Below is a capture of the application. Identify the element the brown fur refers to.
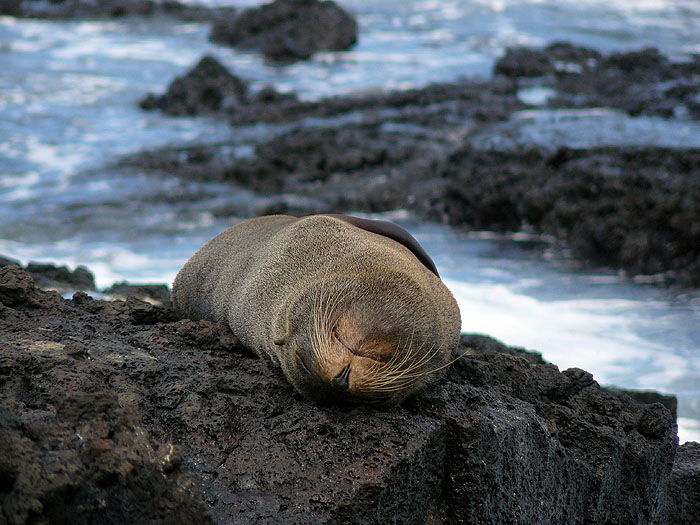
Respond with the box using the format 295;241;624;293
172;214;461;405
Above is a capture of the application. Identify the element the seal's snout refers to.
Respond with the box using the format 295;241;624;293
332;365;351;391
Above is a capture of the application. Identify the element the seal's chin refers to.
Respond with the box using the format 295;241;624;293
286;342;400;406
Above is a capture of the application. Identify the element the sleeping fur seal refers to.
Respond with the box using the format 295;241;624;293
172;214;461;405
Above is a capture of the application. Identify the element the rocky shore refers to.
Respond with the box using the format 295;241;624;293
3;4;700;522
132;43;700;286
1;263;698;523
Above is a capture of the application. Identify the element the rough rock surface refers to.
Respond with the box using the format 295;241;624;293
0;257;96;292
1;265;696;524
495;42;700;119
440;146;700;286
668;441;700;524
140;55;298;116
140;55;249;116
0;256;172;303
210;0;357;62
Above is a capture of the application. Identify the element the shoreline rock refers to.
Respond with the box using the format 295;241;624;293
132;43;700;287
0;264;697;523
0;256;172;303
494;42;700;119
0;256;97;292
210;0;358;62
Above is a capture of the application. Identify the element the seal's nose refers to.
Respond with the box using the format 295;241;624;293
332;365;351;391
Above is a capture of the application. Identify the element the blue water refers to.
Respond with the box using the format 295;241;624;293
1;1;699;441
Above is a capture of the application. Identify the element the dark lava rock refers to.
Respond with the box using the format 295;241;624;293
140;55;248;116
25;261;96;291
668;441;700;524
494;43;700;119
103;281;171;305
0;255;97;291
0;267;696;523
494;46;557;78
441;146;700;286
6;0;237;21
140;54;300;116
495;42;602;78
210;0;357;62
612;388;679;422
131;77;522;214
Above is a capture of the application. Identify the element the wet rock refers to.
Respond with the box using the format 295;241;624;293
103;281;171;305
494;46;556;78
140;55;248;116
140;54;300;117
141;55;519;122
131;78;522;215
210;0;357;62
0;277;695;523
495;43;700;119
2;255;96;293
25;261;96;291
441;146;700;286
604;47;673;77
495;42;602;78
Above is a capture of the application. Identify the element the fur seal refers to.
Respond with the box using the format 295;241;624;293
172;214;461;405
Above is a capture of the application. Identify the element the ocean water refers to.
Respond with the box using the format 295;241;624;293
1;0;699;441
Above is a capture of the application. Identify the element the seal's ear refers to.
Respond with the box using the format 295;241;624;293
273;302;291;346
323;214;440;277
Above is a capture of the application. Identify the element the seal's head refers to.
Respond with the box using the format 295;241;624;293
274;269;457;405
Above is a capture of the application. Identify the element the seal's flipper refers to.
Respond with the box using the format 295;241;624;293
324;214;440;277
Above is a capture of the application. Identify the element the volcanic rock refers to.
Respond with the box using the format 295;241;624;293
0;266;696;523
140;55;248;116
210;0;357;62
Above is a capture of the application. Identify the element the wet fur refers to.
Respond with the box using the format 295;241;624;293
172;214;461;405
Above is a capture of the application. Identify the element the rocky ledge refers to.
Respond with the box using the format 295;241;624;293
0;264;697;524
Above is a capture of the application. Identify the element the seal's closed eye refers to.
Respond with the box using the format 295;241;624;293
295;350;312;374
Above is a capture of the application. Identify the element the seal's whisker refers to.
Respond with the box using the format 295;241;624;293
365;345;468;393
365;340;444;391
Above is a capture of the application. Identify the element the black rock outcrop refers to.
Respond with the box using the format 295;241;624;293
210;0;357;62
1;265;697;523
